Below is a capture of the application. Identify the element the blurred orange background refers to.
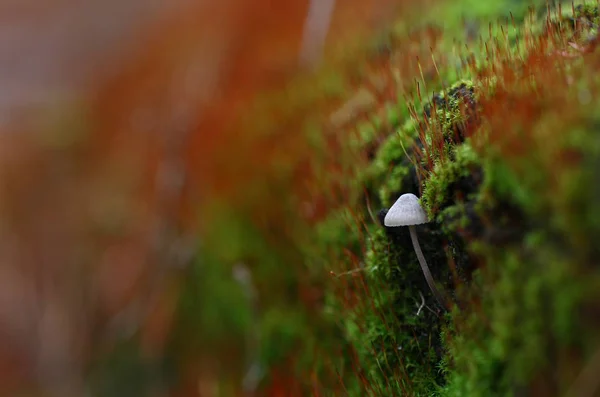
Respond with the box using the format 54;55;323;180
0;0;428;395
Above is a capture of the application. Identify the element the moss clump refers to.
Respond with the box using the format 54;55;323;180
423;80;476;127
321;76;483;395
441;237;595;397
546;2;600;43
335;80;483;395
368;117;420;207
438;6;600;392
421;142;482;222
441;134;600;392
344;226;450;396
367;80;479;210
420;80;478;162
324;2;600;396
561;3;600;28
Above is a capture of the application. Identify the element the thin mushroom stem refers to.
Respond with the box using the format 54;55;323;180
408;225;448;311
416;291;425;316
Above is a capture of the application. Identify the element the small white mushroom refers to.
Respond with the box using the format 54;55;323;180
384;193;447;311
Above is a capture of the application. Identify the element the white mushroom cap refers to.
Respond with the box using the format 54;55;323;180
384;193;429;227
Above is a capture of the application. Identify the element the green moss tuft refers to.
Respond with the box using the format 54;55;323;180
343;227;449;396
368;118;420;207
421;142;481;221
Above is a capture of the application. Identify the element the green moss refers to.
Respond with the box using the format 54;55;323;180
368;117;419;207
562;2;600;27
322;2;600;396
347;101;404;154
545;1;600;41
335;79;483;395
423;80;476;123
311;207;363;265
421;80;477;161
343;227;449;396
440;64;600;397
355;119;378;146
365;80;478;211
421;142;481;220
441;228;599;396
417;0;543;43
436;201;471;235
